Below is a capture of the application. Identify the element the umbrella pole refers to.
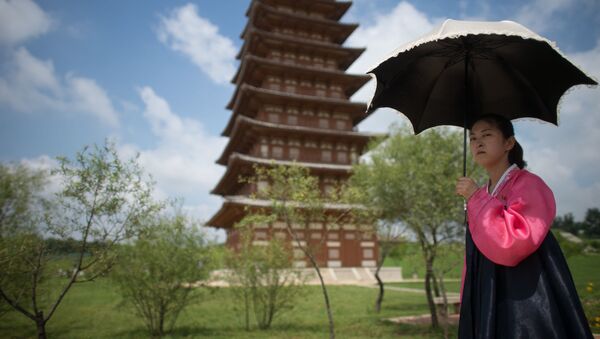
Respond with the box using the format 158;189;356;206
463;52;469;178
463;52;470;221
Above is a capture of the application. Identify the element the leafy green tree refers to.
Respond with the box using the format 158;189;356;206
582;208;600;238
111;209;210;337
432;241;463;338
241;163;376;339
0;141;159;338
0;164;47;318
348;140;407;313
552;213;583;235
350;125;485;328
0;163;47;236
371;223;407;313
225;217;305;330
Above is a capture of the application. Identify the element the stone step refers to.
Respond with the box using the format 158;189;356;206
206;266;404;286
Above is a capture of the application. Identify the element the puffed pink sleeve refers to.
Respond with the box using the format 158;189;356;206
466;173;556;267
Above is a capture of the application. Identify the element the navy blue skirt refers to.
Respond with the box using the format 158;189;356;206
458;229;593;338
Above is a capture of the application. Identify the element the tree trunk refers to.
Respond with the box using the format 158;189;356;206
424;258;439;328
308;253;335;339
286;222;335;338
35;312;46;339
438;273;449;339
374;253;386;313
432;270;441;297
158;307;165;338
244;290;250;331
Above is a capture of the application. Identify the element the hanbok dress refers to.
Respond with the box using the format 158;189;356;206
458;164;593;338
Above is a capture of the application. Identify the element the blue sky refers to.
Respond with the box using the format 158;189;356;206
1;0;599;241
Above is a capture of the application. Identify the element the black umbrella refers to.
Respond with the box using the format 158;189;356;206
366;19;597;176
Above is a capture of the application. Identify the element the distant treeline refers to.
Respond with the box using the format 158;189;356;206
44;237;109;255
552;207;600;238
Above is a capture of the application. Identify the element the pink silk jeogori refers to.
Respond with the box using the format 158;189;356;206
459;168;557;301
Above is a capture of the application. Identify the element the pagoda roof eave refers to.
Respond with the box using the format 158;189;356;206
228;195;366;210
206;201;245;229
236;114;385;139
230;55;370;98
244;0;353;21
226;82;366;112
207;194;366;229
235;27;366;70
222;84;369;137
217;115;382;165
211;152;353;196
245;1;359;45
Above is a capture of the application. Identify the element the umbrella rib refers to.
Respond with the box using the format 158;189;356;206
415;58;462;132
495;55;553;119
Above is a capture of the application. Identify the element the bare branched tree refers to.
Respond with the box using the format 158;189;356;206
0;141;160;338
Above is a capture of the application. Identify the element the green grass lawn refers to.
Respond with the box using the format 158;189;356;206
1;254;598;338
386;253;600;332
382;244;463;280
568;255;600;331
388;281;462;294
0;281;453;338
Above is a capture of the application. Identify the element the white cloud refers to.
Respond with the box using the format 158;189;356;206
120;86;227;215
345;1;437;133
523;136;600;219
514;0;575;33
0;0;53;45
16;86;229;240
17;155;63;199
157;3;237;85
346;2;436;75
0;48;119;127
16;147;226;242
456;0;491;21
345;1;600;219
516;40;600;219
116;86;227;240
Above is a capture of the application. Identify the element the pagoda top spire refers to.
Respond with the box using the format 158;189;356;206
244;0;353;21
242;0;359;45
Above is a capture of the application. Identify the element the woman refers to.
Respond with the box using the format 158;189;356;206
455;114;593;338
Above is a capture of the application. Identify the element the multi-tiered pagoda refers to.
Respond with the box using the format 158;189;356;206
208;0;382;268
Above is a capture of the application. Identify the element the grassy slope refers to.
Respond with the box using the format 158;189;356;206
0;281;453;338
1;254;597;338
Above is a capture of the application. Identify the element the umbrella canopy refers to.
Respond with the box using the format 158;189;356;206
366;19;597;134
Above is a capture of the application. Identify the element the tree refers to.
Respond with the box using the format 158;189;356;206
432;241;463;338
0;163;46;236
348;151;407;313
350;125;485;327
241;163;376;338
0;141;159;338
552;213;583;235
582;208;600;238
225;217;305;330
0;164;47;317
111;208;210;337
372;222;406;313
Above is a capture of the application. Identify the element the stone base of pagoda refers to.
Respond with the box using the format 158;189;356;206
205;266;403;287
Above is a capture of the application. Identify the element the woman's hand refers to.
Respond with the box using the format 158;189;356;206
456;177;479;201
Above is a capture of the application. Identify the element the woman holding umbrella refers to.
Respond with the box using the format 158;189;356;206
366;19;596;338
455;113;593;338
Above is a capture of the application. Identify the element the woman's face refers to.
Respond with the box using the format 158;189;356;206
469;120;515;169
